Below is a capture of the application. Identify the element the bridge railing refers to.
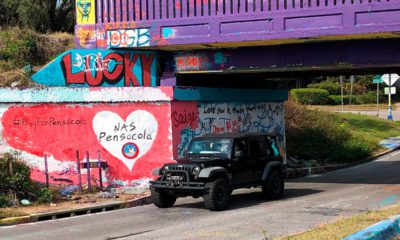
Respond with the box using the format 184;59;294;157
96;0;395;23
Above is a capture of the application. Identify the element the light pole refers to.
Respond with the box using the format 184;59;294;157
388;74;393;120
377;79;379;117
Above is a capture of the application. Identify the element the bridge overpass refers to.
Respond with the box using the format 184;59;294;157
72;0;400;82
77;0;400;49
21;0;400;190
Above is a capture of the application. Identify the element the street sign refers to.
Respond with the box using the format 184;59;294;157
373;75;383;83
381;74;400;86
385;87;396;95
350;75;355;84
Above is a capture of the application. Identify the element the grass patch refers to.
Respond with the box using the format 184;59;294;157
279;203;400;240
0;209;26;220
286;100;400;164
338;112;400;149
306;104;393;112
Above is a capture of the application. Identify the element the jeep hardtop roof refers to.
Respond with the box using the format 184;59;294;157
194;132;278;140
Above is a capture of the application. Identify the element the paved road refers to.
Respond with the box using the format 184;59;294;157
3;151;400;240
338;103;400;121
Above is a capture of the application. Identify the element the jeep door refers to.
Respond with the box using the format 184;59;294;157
231;139;253;186
248;136;269;182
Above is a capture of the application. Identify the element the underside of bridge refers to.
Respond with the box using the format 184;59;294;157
167;38;400;88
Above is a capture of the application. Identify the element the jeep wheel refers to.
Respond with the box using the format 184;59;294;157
262;170;284;199
151;189;177;208
204;178;230;211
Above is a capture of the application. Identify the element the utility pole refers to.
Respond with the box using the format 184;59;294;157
349;75;354;105
340;75;344;111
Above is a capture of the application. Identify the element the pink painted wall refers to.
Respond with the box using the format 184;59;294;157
0;103;173;187
171;101;199;160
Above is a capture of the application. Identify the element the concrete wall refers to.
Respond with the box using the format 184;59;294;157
0;87;286;190
172;101;286;160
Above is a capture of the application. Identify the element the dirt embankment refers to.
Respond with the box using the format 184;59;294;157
0;27;73;88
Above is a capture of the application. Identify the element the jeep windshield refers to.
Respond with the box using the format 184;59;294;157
187;138;232;160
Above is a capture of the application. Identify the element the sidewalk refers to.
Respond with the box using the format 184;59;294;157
0;194;151;226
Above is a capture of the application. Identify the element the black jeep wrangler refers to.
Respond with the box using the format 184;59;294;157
150;133;285;211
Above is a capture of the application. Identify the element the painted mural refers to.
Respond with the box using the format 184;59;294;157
0;103;172;188
32;50;157;87
77;0;95;24
172;102;286;160
107;29;151;48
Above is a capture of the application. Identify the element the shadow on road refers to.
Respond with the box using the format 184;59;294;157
288;157;400;185
173;188;323;211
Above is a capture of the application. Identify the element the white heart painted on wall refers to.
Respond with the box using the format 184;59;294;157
92;110;158;171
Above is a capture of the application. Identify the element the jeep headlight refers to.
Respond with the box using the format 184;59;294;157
163;165;169;173
192;166;201;175
160;165;169;175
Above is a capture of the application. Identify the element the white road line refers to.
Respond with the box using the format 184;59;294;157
0;225;17;229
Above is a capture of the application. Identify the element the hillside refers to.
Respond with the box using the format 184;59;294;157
0;27;73;88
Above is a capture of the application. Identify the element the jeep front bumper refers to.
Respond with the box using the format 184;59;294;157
150;180;205;191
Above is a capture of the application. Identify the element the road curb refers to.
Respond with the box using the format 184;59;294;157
286;146;400;179
0;195;152;226
343;215;400;240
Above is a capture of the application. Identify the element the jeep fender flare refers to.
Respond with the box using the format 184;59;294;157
198;167;228;179
261;161;283;182
152;168;162;176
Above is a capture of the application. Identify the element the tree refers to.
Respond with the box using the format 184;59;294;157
48;0;75;32
0;0;75;33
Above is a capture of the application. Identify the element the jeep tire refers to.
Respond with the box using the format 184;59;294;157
262;170;284;199
151;189;177;208
204;178;230;211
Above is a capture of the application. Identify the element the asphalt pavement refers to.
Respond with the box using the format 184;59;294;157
3;151;400;240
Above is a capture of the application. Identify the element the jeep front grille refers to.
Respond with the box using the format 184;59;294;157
168;165;192;171
162;165;194;182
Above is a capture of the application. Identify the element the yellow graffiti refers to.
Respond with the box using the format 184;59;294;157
77;27;95;47
76;0;95;25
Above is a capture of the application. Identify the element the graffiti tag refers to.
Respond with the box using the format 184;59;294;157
60;51;155;86
108;29;151;48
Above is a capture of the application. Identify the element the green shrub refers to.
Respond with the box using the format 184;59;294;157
291;88;330;105
285;100;380;163
0;152;33;200
37;188;53;204
0;196;9;208
328;95;359;105
0;28;39;68
308;81;341;95
356;91;386;104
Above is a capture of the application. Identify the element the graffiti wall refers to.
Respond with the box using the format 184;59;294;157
172;102;286;160
32;50;157;87
77;0;95;24
0;87;287;187
0;102;172;187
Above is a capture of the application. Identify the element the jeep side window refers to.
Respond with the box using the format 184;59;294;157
249;137;264;155
268;137;280;156
233;140;247;158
